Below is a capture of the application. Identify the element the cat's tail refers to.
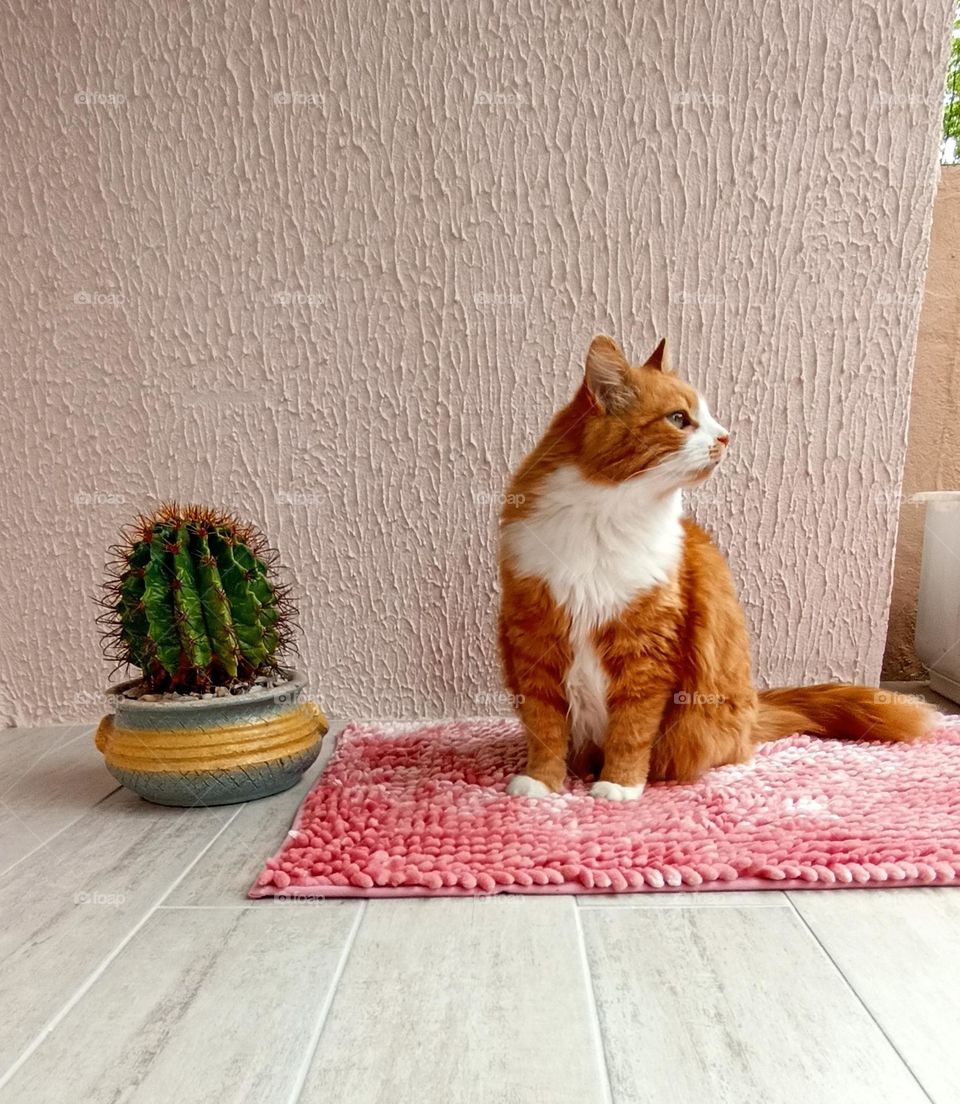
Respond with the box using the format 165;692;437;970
753;684;936;746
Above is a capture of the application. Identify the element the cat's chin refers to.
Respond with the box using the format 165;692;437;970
685;461;722;486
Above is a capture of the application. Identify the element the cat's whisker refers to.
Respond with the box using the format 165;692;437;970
624;452;695;484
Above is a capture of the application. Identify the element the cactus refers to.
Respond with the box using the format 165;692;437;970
100;504;295;692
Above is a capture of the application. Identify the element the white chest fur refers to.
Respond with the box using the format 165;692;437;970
503;465;684;748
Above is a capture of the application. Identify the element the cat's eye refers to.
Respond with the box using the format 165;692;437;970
666;410;690;429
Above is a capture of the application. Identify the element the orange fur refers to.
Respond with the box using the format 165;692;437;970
498;335;934;797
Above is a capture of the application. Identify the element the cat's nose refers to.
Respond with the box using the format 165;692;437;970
716;432;730;447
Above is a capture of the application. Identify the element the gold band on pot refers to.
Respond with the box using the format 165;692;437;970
95;702;328;773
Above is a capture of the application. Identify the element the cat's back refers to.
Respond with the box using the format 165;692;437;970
678;516;748;640
680;516;734;578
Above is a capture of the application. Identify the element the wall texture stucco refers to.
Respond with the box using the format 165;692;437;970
0;0;953;725
883;166;960;680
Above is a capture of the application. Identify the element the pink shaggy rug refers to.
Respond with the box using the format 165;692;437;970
249;717;960;898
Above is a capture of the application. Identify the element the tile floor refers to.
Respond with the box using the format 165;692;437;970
0;691;958;1103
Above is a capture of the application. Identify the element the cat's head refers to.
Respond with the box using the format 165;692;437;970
575;334;729;490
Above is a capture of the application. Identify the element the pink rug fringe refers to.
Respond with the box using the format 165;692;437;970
249;718;960;899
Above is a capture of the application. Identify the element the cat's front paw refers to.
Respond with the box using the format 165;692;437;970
506;774;553;798
590;780;645;802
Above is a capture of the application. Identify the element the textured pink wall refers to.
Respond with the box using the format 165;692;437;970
0;0;952;725
883;167;960;679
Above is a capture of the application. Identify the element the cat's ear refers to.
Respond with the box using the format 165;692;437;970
644;338;667;371
585;335;633;413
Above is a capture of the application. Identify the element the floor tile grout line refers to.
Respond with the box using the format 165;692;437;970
0;785;123;882
784;893;935;1104
157;903;288;910
0;803;246;1091
0;726;116;881
0;723;96;801
286;900;367;1104
572;901;616;1104
152;899;796;912
157;903;353;910
92;785;124;806
576;902;790;910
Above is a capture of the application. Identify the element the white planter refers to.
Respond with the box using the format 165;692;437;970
914;492;960;703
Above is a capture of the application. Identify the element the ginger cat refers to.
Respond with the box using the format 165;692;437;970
498;334;933;800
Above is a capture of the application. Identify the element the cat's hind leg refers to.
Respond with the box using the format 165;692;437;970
649;691;755;783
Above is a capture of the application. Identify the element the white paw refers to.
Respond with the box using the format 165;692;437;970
590;780;645;802
506;774;552;798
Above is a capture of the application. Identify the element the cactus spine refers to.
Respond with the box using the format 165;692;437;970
101;504;294;692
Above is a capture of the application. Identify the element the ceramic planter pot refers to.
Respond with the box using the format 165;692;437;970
94;669;327;806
